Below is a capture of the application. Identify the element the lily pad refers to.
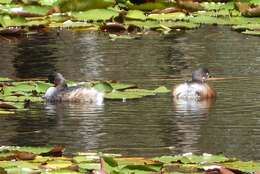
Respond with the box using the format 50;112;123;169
232;23;260;31
0;146;54;154
0;77;12;81
242;29;260;35
105;91;146;99
35;81;52;94
126;10;146;20
154;153;231;164
107;82;137;90
41;160;73;169
0;110;15;114
9;5;50;17
58;0;116;12
147;12;186;21
71;9;119;21
0;15;26;27
93;82;113;93
126;1;170;11
125;20;161;29
0;0;12;4
223;161;260;173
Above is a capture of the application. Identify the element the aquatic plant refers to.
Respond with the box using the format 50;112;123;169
0;76;170;114
0;0;259;36
0;145;260;174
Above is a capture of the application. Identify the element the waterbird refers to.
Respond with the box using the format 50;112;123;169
44;72;103;105
172;67;216;100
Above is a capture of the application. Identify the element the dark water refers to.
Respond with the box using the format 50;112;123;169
0;26;260;160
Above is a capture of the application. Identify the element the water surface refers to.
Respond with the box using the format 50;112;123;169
0;26;260;160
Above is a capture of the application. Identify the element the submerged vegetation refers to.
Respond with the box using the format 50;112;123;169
0;0;259;37
0;76;170;113
0;145;260;174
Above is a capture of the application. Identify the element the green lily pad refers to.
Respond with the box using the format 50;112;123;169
242;29;260;35
148;12;186;21
201;2;234;10
0;110;15;114
126;10;146;20
153;86;170;93
78;162;100;170
58;0;116;12
109;34;140;40
0;77;12;81
161;21;200;29
51;20;97;28
10;5;50;17
73;155;99;163
3;82;36;94
0;146;53;154
43;160;73;169
223;161;260;173
125;20;161;29
93;82;113;93
43;169;81;174
154;154;231;164
0;0;12;4
35;81;52;94
109;82;137;90
232;23;260;31
126;1;170;11
72;9;119;21
0;15;26;27
39;0;59;6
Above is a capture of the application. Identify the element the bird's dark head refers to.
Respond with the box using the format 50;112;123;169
191;67;210;82
48;72;66;87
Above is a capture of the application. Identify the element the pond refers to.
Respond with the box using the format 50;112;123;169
0;26;260;161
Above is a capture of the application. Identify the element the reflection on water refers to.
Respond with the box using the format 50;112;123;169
173;98;215;153
0;26;260;160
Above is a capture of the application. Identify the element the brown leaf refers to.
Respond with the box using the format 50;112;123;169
41;145;64;157
100;22;126;33
16;152;36;160
0;102;17;109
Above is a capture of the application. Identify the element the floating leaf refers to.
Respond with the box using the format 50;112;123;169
0;146;53;154
0;15;26;27
0;110;15;114
126;10;146;20
232;23;260;31
162;21;199;29
9;5;50;17
72;9;119;21
148;12;186;21
0;77;12;81
41;160;73;169
242;29;260;35
125;20;161;29
78;162;100;170
154;154;231;164
58;0;116;12
126;1;170;11
105;90;155;100
39;0;59;6
223;161;260;173
109;82;137;90
153;86;170;93
93;82;113;93
0;0;12;4
109;33;140;40
35;81;52;94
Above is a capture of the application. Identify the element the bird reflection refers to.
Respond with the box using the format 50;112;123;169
43;102;104;152
173;98;215;116
172;98;215;153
